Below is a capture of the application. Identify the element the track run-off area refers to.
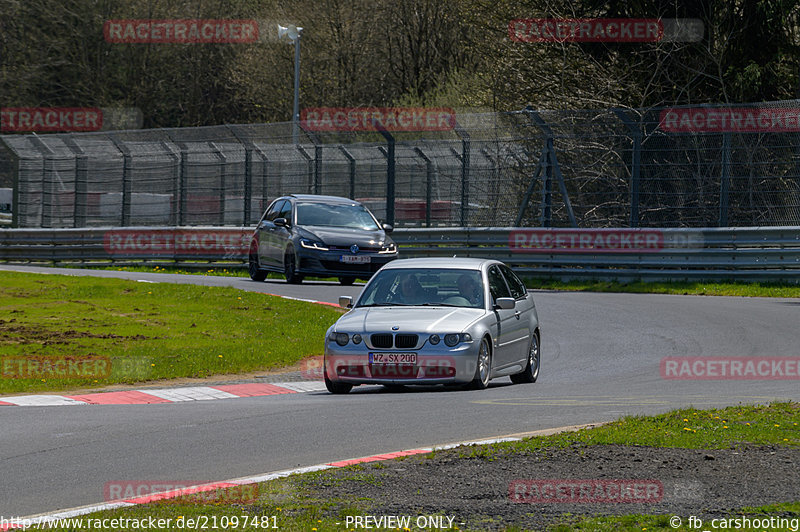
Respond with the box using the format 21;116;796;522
1;265;798;517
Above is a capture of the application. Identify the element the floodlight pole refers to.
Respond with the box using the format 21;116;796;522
292;28;301;144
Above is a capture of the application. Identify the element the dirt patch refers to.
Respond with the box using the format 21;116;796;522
0;319;152;345
298;443;800;530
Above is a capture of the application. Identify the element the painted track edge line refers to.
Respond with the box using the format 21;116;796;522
2;423;599;528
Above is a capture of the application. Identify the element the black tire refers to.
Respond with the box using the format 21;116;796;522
324;368;353;394
467;336;492;390
248;242;267;282
339;276;356;286
510;332;540;384
284;247;303;284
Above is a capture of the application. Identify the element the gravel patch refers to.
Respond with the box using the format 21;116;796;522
300;443;800;530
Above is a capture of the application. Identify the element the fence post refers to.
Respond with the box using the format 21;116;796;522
10;151;20;228
209;142;227;225
413;147;434;227
377;129;395;226
28;135;58;228
107;134;132;226
60;136;88;228
296;145;314;194
514;148;545;226
177;144;188;226
225;125;252;226
453;124;470;226
339;146;357;199
719;132;731;227
527;108;577;228
314;145;322;195
297;123;323;195
612;109;641;228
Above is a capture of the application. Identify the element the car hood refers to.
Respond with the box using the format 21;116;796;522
299;225;390;247
335;306;486;334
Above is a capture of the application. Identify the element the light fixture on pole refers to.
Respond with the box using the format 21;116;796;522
277;23;303;144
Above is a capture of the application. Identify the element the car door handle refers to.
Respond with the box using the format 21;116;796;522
514;311;521;320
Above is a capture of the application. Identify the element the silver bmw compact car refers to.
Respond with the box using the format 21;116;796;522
323;257;540;394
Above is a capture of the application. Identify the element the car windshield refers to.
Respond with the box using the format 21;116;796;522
296;202;380;230
357;268;485;309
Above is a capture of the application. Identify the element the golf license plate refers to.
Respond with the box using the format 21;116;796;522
340;255;370;264
369;352;417;364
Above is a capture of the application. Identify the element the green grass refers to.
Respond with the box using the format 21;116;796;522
523;278;800;298
55;263;369;283
15;263;800;297
549;502;800;531
32;403;800;532
457;402;800;460
0;271;342;394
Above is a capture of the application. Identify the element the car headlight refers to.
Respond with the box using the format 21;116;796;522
444;334;460;347
328;332;350;346
443;333;472;347
352;334;362;344
378;242;397;254
429;334;440;345
300;238;328;251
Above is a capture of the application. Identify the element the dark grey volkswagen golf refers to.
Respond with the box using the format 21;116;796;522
248;194;398;285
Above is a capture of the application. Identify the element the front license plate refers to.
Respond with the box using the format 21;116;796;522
369;352;417;364
340;255;370;264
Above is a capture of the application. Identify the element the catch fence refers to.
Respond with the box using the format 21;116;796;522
2;102;800;229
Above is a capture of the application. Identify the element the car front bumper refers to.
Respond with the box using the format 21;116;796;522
323;338;480;385
297;248;397;278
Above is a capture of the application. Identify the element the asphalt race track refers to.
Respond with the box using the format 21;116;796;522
1;265;798;517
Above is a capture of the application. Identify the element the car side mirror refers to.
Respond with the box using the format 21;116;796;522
495;297;515;310
274;217;288;227
339;296;353;308
382;223;393;234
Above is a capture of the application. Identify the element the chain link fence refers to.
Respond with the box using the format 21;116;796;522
2;103;800;229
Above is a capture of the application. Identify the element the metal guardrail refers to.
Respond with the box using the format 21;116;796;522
1;226;799;281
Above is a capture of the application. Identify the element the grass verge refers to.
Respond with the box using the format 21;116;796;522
32;403;800;532
0;271;342;394
7;264;800;297
524;278;800;298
